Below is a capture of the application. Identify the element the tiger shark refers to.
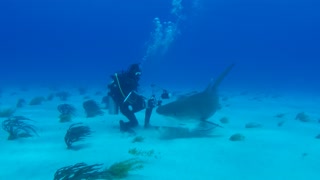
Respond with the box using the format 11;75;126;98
156;64;234;124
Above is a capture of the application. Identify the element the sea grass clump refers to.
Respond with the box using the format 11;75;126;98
53;159;144;180
0;108;15;117
95;91;103;96
29;96;45;105
56;91;71;101
47;93;55;101
64;123;92;149
1;116;38;140
128;148;157;158
295;112;310;122
274;113;286;118
83;95;91;100
57;104;76;122
229;133;245;141
106;158;143;179
219;117;229;124
16;98;26;108
277;120;286;127
132;136;144;143
245;122;262;128
54;162;104;180
78;87;87;95
83;100;103;118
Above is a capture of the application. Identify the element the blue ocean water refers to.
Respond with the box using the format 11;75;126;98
1;0;319;91
0;1;320;179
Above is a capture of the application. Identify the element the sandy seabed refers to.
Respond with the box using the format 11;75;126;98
0;86;319;180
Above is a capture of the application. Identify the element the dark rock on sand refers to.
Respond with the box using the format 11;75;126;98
245;122;262;128
229;133;245;141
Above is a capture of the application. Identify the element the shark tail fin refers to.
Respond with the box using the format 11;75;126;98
207;63;235;91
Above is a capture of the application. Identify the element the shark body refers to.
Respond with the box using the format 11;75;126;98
156;64;235;121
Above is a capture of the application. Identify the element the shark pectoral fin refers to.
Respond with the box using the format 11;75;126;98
202;119;223;128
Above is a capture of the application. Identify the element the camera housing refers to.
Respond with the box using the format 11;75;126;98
161;90;170;99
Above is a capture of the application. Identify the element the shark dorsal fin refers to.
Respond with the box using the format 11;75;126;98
206;64;235;92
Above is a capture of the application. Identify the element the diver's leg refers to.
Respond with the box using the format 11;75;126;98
124;112;138;127
119;103;138;130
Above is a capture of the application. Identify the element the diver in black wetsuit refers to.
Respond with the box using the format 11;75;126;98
108;63;153;132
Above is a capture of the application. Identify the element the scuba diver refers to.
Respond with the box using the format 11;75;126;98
108;63;155;132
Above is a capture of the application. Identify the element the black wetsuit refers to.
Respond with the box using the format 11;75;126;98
108;71;141;131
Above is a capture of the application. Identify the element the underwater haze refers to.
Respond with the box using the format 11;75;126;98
1;1;320;180
0;0;319;91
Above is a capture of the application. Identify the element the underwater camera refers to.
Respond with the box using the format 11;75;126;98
150;84;170;106
161;90;170;99
147;95;162;108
